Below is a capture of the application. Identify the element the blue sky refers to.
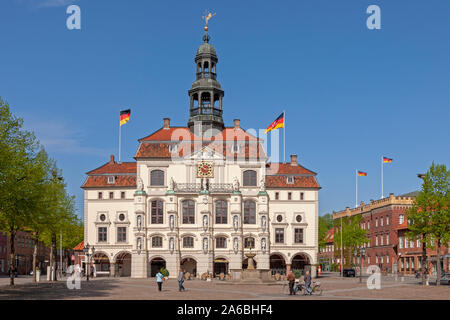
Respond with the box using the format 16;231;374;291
1;0;449;218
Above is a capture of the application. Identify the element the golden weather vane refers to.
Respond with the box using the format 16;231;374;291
202;10;216;31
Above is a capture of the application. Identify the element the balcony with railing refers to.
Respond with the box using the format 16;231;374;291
174;183;233;193
196;72;217;80
190;107;223;117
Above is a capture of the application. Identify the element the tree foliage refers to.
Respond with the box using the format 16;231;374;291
0;97;83;285
318;213;333;249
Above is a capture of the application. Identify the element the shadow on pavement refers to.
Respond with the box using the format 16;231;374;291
0;279;119;300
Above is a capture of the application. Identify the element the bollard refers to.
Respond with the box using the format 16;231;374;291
36;270;41;282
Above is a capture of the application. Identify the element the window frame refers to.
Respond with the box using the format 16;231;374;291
98;227;107;243
182;200;196;224
243;200;256;224
152;236;163;248
244;237;255;249
183;236;194;248
275;228;285;244
294;228;304;244
150;169;165;186
243;170;257;187
151;200;164;224
117;227;127;243
216;237;227;249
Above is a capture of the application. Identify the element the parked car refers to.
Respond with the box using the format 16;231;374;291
343;268;356;277
440;273;450;285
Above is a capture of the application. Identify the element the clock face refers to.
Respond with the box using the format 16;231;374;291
197;161;214;178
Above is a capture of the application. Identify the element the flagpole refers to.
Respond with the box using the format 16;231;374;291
119;120;122;163
283;110;286;163
381;156;383;199
355;170;358;208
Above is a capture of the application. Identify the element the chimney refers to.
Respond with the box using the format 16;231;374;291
110;155;115;164
163;118;170;129
290;154;298;166
234;119;240;129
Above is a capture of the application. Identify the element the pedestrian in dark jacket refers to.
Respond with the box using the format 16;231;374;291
304;271;312;295
287;271;296;295
178;268;186;292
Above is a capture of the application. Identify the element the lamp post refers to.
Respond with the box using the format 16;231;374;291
83;244;95;282
360;247;366;283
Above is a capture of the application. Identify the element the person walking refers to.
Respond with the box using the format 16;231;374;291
156;270;164;292
178;268;186;292
287;270;296;295
304;270;312;295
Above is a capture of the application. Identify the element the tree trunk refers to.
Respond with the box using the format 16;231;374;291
52;233;57;281
421;234;427;286
32;233;38;283
436;239;441;287
9;231;16;286
49;240;53;282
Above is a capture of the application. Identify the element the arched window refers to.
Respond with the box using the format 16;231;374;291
216;237;227;249
244;237;255;249
182;200;195;224
151;200;163;224
244;200;256;224
150;170;164;186
243;170;257;186
183;236;194;248
215;200;228;224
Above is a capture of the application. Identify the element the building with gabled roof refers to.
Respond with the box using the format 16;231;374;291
82;25;320;279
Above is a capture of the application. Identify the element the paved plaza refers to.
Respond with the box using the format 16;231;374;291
0;273;448;300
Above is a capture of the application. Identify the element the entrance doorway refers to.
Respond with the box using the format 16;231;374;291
181;258;197;277
115;252;131;277
149;258;166;277
214;258;229;275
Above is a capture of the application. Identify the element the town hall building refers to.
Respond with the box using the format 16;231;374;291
82;26;320;279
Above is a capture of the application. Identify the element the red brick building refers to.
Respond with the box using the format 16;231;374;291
332;193;449;276
318;229;335;271
0;231;51;275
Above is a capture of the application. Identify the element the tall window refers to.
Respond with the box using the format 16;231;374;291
150;170;164;186
288;192;292;200
152;236;163;248
215;200;228;224
121;192;126;200
399;214;404;225
117;227;127;242
294;228;304;244
98;227;107;242
300;192;304;200
216;237;227;249
98;192;103;199
183;237;194;248
243;200;256;224
151;200;164;224
275;229;284;243
109;192;114;199
399;236;403;249
182;200;195;224
244;237;255;249
243;170;257;186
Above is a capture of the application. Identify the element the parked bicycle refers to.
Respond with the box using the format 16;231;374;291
283;281;323;296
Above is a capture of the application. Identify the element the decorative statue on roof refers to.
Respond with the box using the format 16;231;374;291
169;177;175;191
137;178;144;191
232;176;240;192
260;175;266;192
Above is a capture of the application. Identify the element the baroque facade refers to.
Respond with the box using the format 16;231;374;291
82;28;320;279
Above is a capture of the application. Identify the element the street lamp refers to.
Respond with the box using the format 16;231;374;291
83;244;95;282
360;247;366;283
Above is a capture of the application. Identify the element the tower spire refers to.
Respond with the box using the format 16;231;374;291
187;13;224;135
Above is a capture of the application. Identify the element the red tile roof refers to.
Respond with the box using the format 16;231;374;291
324;229;334;242
74;241;84;251
265;175;320;189
82;175;136;189
138;127;261;142
266;163;316;175
87;156;136;175
135;141;267;159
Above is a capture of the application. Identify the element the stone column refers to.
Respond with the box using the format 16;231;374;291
110;262;116;277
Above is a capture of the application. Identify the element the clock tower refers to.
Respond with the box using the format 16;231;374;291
187;26;225;136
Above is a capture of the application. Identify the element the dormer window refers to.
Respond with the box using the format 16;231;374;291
169;144;178;153
107;176;115;184
287;176;294;184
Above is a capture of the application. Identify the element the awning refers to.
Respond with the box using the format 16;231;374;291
214;258;228;263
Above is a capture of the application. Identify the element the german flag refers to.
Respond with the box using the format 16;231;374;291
383;157;393;163
265;113;285;134
358;171;368;177
120;109;131;126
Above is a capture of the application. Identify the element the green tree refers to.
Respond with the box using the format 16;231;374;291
0;98;45;285
334;215;369;268
318;213;333;250
406;163;450;286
